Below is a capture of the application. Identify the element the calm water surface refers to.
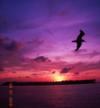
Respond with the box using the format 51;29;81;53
1;83;100;108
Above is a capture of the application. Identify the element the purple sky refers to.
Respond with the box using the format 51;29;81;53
0;0;100;82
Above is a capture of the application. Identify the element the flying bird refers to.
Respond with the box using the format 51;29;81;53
72;30;85;51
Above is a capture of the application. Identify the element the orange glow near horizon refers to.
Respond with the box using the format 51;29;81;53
53;73;67;82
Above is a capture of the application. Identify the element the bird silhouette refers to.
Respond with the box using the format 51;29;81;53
72;30;85;51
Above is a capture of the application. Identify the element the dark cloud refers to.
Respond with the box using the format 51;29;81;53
0;36;10;46
0;36;22;51
52;71;56;74
12;71;16;73
33;56;51;63
4;41;20;51
0;67;4;72
31;73;38;76
0;35;26;73
60;67;71;73
74;72;80;75
25;76;30;78
0;37;5;46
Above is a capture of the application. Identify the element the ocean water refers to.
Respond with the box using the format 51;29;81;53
1;83;100;108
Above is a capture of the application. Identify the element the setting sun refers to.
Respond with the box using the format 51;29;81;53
53;74;66;82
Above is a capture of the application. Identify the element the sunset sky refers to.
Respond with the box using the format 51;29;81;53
0;0;100;83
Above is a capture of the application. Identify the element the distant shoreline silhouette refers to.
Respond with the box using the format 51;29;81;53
2;79;96;86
